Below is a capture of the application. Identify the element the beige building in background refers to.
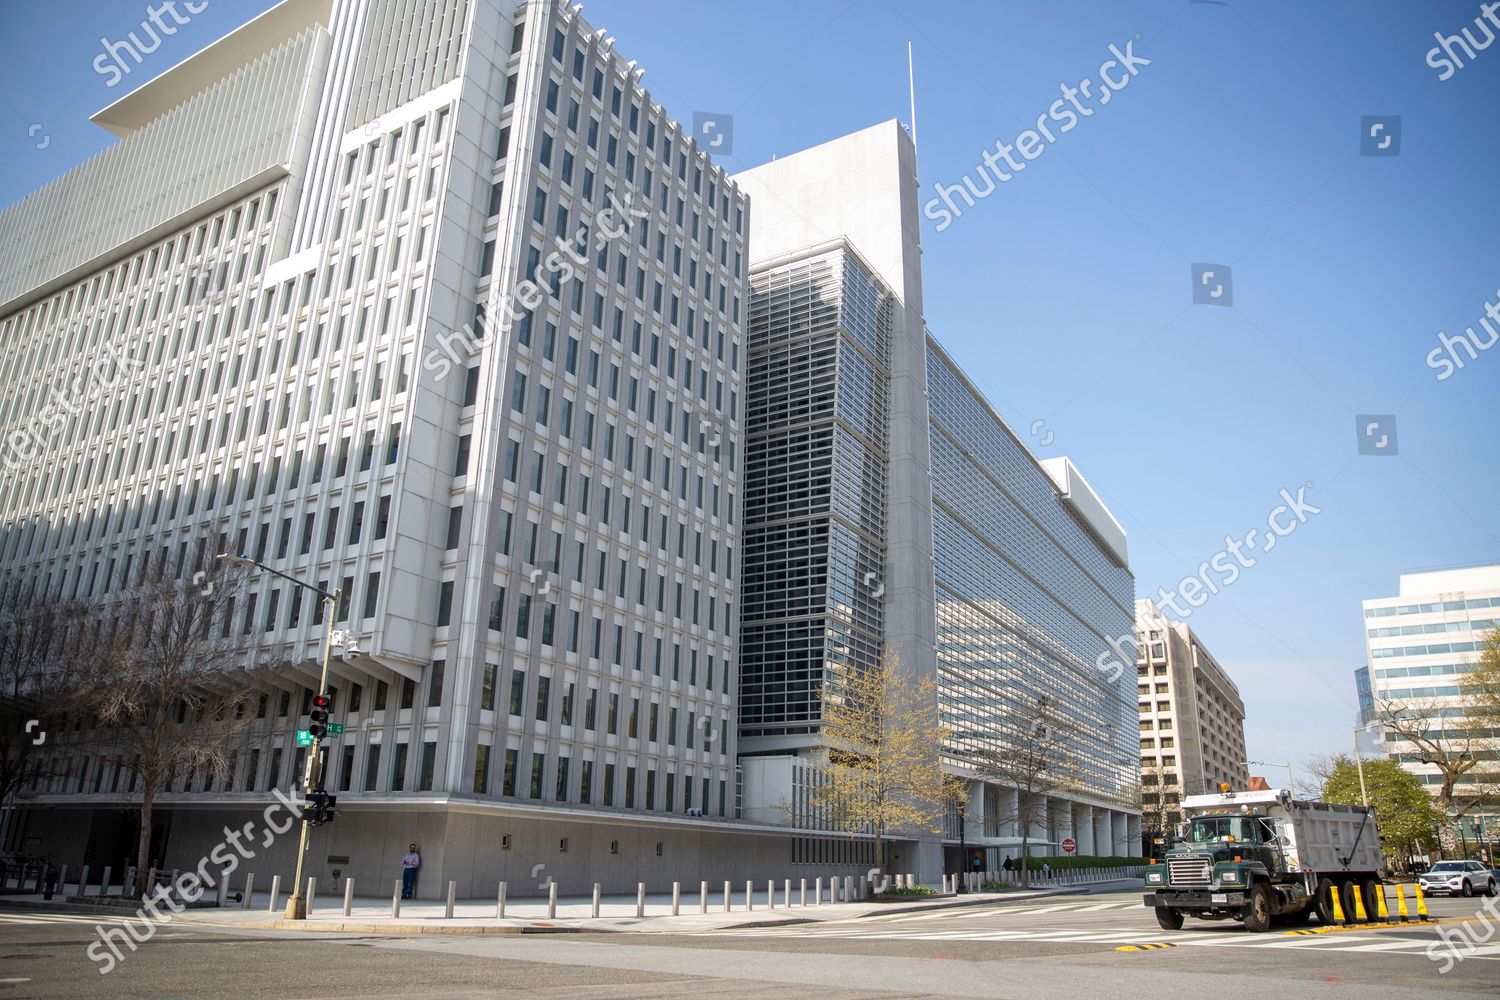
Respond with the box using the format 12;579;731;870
1136;600;1249;836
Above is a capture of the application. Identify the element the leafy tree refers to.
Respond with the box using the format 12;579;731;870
1319;754;1441;867
810;646;950;881
973;694;1082;888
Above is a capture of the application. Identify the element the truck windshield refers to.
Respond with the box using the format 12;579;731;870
1187;816;1261;844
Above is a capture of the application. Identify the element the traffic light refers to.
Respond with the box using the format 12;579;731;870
308;692;332;739
304;790;338;826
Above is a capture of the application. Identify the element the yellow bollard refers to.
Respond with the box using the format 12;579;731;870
1329;883;1346;925
1376;884;1391;923
1414;884;1429;920
1351;883;1369;923
1395;883;1410;923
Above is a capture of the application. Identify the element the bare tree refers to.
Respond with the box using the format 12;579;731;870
809;646;950;881
974;694;1082;888
1136;755;1173;855
1376;697;1497;852
0;588;93;808
86;559;259;897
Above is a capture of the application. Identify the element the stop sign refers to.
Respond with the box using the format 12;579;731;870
1062;838;1077;854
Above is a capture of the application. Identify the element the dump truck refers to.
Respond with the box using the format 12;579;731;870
1142;785;1384;932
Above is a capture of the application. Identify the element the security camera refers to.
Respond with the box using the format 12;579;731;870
343;642;361;658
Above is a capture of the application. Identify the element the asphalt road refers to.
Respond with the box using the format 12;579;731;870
0;886;1494;999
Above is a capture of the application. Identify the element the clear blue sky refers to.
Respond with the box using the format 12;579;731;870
2;1;1497;779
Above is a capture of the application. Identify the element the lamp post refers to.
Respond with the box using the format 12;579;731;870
219;552;340;920
1351;722;1382;808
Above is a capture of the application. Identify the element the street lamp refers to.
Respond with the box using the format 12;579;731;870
1241;760;1295;792
218;552;340;920
1351;721;1382;808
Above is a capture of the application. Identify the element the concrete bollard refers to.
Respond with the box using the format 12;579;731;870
58;865;68;897
700;880;709;914
672;882;681;916
844;875;853;902
344;878;354;916
445;880;456;918
767;879;775;909
723;880;732;912
78;865;89;897
548;880;557;919
217;869;229;907
815;876;822;905
746;880;754;910
101;866;113;898
306;877;317;915
124;866;135;896
636;882;645;918
592;882;601;918
800;877;807;907
268;875;281;912
392;879;402;918
497;881;507;918
784;879;791;907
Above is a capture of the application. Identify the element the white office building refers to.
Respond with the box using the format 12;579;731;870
0;0;785;897
1363;564;1500;845
733;121;1141;875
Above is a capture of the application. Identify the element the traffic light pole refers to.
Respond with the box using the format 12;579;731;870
285;591;338;920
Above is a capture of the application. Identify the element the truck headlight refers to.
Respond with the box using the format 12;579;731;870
1146;872;1164;884
1219;871;1240;883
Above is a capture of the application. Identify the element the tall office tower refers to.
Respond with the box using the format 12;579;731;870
0;0;751;895
1134;600;1249;837
1363;564;1500;846
734;121;1139;877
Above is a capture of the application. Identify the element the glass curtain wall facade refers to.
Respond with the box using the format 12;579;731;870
927;341;1138;847
740;243;891;744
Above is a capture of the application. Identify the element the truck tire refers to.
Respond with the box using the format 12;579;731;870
1462;879;1474;898
1313;877;1337;925
1340;881;1362;922
1155;906;1184;930
1361;880;1382;920
1243;884;1272;933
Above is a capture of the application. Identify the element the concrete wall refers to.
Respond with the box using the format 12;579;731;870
12;802;878;899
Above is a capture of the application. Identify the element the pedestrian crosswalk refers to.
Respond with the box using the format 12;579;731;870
703;898;1500;959
0;912;142;926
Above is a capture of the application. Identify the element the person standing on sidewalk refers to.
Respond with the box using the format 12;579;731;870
400;843;421;899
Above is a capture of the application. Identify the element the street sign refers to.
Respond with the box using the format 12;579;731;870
328;723;345;735
295;730;313;746
1062;838;1077;854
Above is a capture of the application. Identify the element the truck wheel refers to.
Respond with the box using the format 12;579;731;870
1243;884;1272;933
1313;877;1336;925
1361;880;1382;920
1155;906;1184;930
1340;881;1361;922
1462;879;1474;898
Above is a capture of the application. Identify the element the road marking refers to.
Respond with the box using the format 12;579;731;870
1115;942;1177;951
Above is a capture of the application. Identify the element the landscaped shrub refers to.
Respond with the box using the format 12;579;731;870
879;885;937;897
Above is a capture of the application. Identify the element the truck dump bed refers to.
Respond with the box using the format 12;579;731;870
1281;799;1382;873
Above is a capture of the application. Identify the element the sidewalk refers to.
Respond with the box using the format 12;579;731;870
0;877;1142;935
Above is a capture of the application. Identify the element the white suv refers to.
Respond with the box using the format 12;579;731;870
1419;860;1498;897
